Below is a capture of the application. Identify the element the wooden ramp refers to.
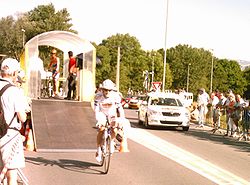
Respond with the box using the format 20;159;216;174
31;99;97;152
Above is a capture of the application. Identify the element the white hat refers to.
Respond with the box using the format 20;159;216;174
102;79;115;90
1;58;20;73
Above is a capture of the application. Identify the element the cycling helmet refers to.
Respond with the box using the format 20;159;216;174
102;79;115;90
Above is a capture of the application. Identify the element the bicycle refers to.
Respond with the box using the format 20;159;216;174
99;117;112;174
98;116;124;174
40;75;53;98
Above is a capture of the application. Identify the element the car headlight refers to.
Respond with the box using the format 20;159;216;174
148;109;161;116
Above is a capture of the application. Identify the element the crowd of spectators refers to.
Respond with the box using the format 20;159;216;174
190;89;249;141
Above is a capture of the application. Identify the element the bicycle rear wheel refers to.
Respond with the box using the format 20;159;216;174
103;135;111;174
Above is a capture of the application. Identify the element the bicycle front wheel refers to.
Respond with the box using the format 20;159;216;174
103;135;111;174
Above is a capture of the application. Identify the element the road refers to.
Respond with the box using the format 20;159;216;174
23;109;250;185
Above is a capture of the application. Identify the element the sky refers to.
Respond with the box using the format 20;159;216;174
1;0;250;62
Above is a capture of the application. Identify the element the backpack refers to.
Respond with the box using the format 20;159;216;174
0;83;16;138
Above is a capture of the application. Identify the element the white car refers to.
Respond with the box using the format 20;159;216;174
138;92;190;131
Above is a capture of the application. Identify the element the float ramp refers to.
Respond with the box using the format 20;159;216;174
31;99;97;152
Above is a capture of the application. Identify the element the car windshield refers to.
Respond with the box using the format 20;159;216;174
151;97;183;107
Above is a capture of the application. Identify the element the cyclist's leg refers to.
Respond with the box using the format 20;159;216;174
96;127;105;162
108;128;116;153
97;128;105;147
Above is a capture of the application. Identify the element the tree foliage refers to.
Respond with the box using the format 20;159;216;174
0;3;76;66
243;68;250;99
95;37;248;97
96;33;149;95
26;3;75;41
0;16;24;59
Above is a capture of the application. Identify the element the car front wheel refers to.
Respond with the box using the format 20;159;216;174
182;126;189;131
144;115;150;129
138;112;143;125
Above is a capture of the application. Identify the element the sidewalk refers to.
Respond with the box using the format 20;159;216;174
190;121;250;143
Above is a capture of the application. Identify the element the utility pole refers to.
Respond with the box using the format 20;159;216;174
152;53;155;84
210;49;214;94
21;29;25;48
162;0;169;92
186;63;191;92
116;46;121;92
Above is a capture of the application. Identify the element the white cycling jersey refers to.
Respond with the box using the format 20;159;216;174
94;90;125;124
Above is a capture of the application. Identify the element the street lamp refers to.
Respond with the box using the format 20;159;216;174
186;63;191;92
150;52;156;89
210;49;214;94
21;29;25;48
162;0;170;92
116;46;121;92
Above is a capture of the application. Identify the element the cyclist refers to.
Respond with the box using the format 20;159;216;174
94;79;128;162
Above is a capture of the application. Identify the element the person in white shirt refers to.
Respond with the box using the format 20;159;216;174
197;88;209;127
209;92;219;129
0;58;28;185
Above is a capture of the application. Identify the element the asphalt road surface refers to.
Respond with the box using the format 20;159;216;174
23;108;250;185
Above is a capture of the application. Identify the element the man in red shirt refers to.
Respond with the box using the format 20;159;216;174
64;51;77;100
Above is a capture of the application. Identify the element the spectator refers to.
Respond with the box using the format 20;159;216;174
64;51;77;100
209;92;219;130
48;49;60;97
197;88;209;128
215;93;227;131
239;101;250;141
232;94;245;136
215;89;220;98
0;58;28;184
224;93;236;136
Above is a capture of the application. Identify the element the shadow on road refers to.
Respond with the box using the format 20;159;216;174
129;119;250;154
183;129;250;154
25;157;104;174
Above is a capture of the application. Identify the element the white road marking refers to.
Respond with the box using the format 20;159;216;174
128;128;249;185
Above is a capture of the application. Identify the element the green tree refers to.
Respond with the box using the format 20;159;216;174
96;33;148;95
0;16;24;59
243;68;250;99
26;3;76;68
26;3;75;41
213;59;247;95
165;45;211;92
0;3;76;65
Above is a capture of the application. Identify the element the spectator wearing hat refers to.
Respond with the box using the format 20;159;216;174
0;58;28;184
